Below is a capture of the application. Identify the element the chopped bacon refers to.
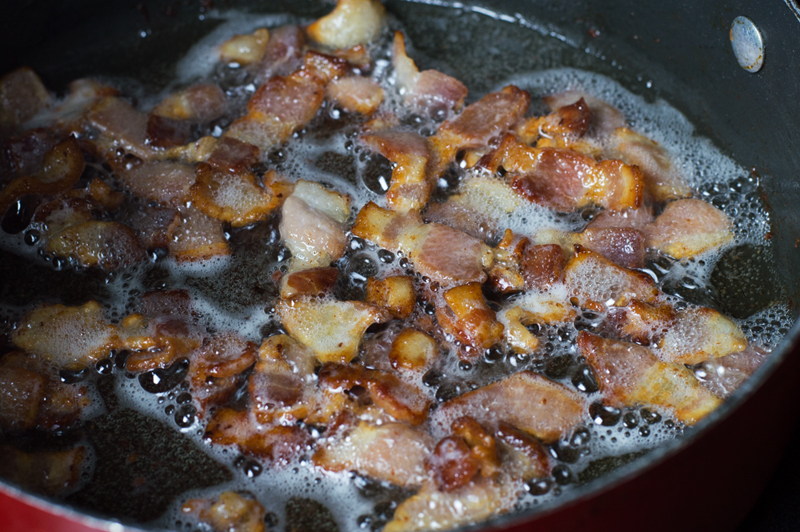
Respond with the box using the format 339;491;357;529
610;127;691;202
497;306;540;354
695;344;770;398
182;490;267;532
586;206;654;231
0;137;84;217
37;79;119;134
564;246;658;311
645;198;733;259
189;332;257;384
0;128;58;180
514;98;592;148
306;0;387;49
205;407;310;462
219;28;271;66
601;300;677;346
429;85;530;178
152;83;228;123
392;32;468;116
118;204;180;250
85;178;125;211
656;307;747;365
432;371;585;443
120;311;204;373
277;297;391;364
88;97;153;159
168;206;232;262
361;131;430;212
389;328;439;371
495;422;550;481
578;331;722;424
13;301;118;371
543;90;626;135
253;25;305;83
313;421;432;486
302;51;349;84
327;75;384;115
366;275;416;319
32;197;94;240
436;283;504;354
535;226;646;269
279;180;349;271
282;267;339;299
206;137;260;174
0;445;86;496
0;366;45;431
427;417;501;491
521;242;566;290
191;164;284;227
318;363;431;424
119;161;196;206
0;67;52;133
145;114;191;148
45;220;147;270
352;202;494;287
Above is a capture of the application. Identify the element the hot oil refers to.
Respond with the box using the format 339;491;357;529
0;2;795;531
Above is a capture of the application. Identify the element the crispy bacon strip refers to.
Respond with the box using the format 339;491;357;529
361;131;431;212
645;198;733;259
392;32;468;115
13;301;118;371
306;0;387;49
428;85;530;178
313;421;432;486
352;202;494;287
578;331;722;425
432;371;585;443
277;297;391;363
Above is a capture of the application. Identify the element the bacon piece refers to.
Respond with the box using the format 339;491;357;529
281;267;339;299
436;283;504;353
361;131;431;212
206;137;260;174
85;177;125;211
392;32;468;115
695;344;770;398
366;275;416;319
168;206;231;262
307;0;386;49
497;307;539;354
219;28;271;65
88;97;154;159
32;197;93;241
514;98;592;149
502;284;576;327
279;180;349;272
429;86;530;178
484;134;644;212
535;226;646;269
152;83;227;123
254;25;305;82
0;128;58;180
0;138;84;216
352;202;494;287
521;243;566;290
0;445;86;496
205;407;310;462
0;67;52;132
277;297;391;363
13;301;118;371
35;79;119;134
389;329;438;371
0;366;45;431
327;75;384;115
543;90;626;135
656;307;747;365
313;421;432;486
119;161;196;206
433;371;585;443
318;363;431;424
578;331;722;424
427;417;501;492
189;332;257;384
495;422;550;481
119;204;180;250
145;114;191;148
564;246;658;311
610;127;691;202
602;300;677;346
181;491;267;532
120;309;204;373
384;477;520;532
586;206;654;231
645;198;733;259
302;51;349;84
191;164;284;227
45;220;147;270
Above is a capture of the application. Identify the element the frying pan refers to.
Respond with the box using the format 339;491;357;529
1;0;799;531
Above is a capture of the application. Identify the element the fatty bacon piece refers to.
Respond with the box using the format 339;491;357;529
147;84;227;148
189;332;258;414
306;0;386;50
436;283;504;355
313;421;432;486
0;445;86;497
45;220;146;270
564;246;659;311
87;96;154;159
327;75;384;115
392;32;468;116
181;491;268;532
497;286;576;354
248;334;317;425
352;202;494;287
366;275;416;319
279;180;349;284
534;226;646;269
224;53;346;152
644;198;734;259
277;297;391;364
191;164;286;227
426;417;502;492
318;363;432;425
0;137;84;217
361;131;430;212
482;133;643;212
219;28;271;66
0;67;52;134
168;206;231;262
578;331;722;425
428;85;531;179
432;371;585;443
204;408;311;463
254;25;306;83
695;344;770;399
514;97;594;151
13;301;118;371
26;79;119;135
